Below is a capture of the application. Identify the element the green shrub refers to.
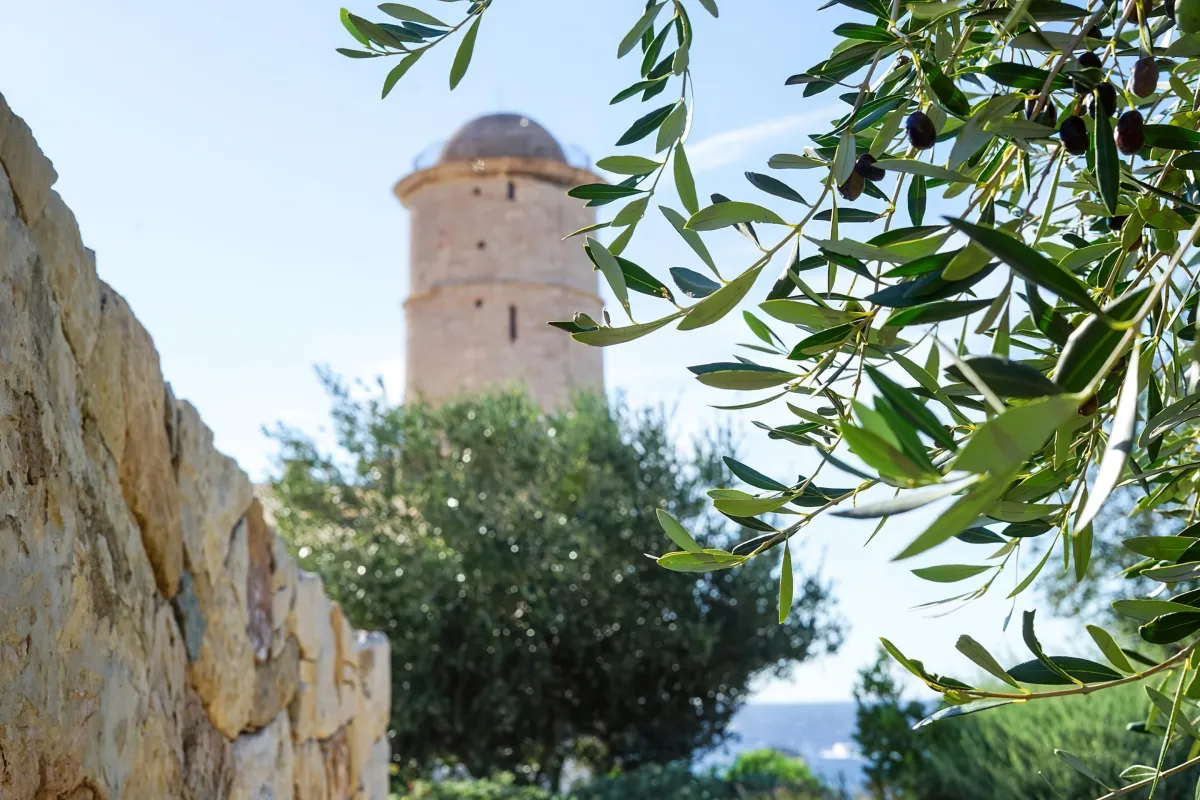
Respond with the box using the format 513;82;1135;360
855;647;1197;799
573;763;732;800
920;686;1196;800
394;774;555;800
726;749;825;794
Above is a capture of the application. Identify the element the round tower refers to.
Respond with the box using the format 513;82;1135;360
394;113;605;409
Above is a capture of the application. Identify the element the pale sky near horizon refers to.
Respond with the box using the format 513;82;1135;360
2;0;1080;703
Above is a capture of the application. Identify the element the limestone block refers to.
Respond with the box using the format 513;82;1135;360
246;499;275;662
30;191;100;362
176;399;253;587
355;632;391;743
356;737;391;800
0;90;57;225
181;688;234;800
290;571;329;662
288;648;340;741
230;711;295;800
292;738;329;800
116;304;183;598
190;514;255;738
347;704;370;790
288;595;352;739
249;636;300;731
271;538;298;659
331;603;360;725
172;571;206;663
82;283;127;464
321;729;353;800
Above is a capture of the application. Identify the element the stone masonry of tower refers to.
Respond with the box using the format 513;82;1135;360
394;114;605;410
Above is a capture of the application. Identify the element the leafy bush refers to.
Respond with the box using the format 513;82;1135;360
395;774;556;800
272;382;839;784
726;748;826;794
394;757;838;800
855;646;1197;799
574;763;733;800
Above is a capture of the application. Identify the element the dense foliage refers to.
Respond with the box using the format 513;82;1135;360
397;750;838;800
853;647;1198;799
270;380;838;785
339;0;1200;792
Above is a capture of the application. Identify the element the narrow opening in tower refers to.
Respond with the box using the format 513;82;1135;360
509;305;518;342
507;181;516;201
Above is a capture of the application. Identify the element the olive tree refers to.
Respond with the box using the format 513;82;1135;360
270;380;837;785
339;0;1200;794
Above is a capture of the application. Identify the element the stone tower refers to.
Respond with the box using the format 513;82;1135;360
394;113;605;409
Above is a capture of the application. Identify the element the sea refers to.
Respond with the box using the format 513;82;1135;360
700;702;865;790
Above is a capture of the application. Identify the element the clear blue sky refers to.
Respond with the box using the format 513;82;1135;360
2;0;1075;702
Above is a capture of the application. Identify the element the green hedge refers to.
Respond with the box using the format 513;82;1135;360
393;750;838;799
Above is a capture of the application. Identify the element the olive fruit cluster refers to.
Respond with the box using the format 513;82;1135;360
1056;44;1154;159
838;154;885;201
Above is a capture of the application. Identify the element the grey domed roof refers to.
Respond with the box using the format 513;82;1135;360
439;114;566;164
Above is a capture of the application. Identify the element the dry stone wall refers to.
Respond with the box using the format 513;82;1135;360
0;91;391;799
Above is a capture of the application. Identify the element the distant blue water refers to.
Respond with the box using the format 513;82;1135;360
700;702;865;790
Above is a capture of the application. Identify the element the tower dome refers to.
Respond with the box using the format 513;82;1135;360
439;113;567;164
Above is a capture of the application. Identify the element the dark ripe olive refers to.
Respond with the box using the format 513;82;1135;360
1116;109;1146;155
1079;394;1099;416
838;170;864;202
1086;25;1104;40
854;153;885;181
905;111;937;150
1074;52;1104;94
1130;56;1159;98
1088;83;1117;117
1025;98;1057;127
1059;115;1089;155
1125;0;1148;17
1107;215;1128;231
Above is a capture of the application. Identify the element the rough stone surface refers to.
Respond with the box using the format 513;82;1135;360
0;91;389;799
249;636;301;731
0;91;57;225
182;688;234;800
246;499;275;663
356;632;392;744
357;737;391;800
116;304;184;599
230;711;295;800
83;284;129;464
271;537;298;660
293;739;330;800
30;191;100;363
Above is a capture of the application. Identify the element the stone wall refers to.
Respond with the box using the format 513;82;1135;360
0;91;391;799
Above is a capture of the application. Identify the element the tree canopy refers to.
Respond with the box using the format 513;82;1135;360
338;0;1200;793
270;379;837;785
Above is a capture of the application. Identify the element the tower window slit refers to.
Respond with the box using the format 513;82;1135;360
507;181;516;201
509;305;518;342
